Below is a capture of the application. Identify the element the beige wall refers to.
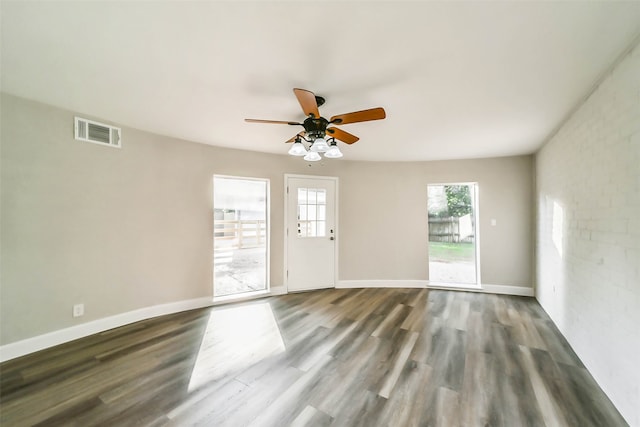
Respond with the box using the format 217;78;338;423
1;93;533;345
338;157;534;284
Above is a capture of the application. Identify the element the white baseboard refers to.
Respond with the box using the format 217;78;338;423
337;280;429;289
337;280;534;297
481;283;535;297
0;297;214;363
0;282;533;362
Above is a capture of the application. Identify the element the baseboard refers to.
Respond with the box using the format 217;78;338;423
0;297;214;363
481;283;535;297
337;280;534;297
337;280;429;289
0;282;533;362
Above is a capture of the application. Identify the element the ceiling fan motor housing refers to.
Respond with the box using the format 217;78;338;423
303;116;329;139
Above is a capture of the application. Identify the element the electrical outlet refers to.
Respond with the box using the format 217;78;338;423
73;303;84;317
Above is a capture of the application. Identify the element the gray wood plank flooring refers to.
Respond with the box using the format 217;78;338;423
0;288;628;426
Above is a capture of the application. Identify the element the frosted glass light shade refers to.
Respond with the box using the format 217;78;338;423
288;141;307;156
324;144;343;158
310;138;329;153
303;151;322;162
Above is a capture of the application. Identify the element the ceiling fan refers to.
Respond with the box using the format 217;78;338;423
245;88;386;161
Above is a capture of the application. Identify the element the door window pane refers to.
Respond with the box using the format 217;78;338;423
298;188;307;204
297;188;326;238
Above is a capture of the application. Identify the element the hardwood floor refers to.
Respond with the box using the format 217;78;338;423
0;288;628;426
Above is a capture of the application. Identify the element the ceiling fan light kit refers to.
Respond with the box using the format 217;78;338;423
310;137;330;153
287;140;308;156
246;88;385;161
303;151;322;162
324;140;344;159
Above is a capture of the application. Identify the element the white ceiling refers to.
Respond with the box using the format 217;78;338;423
2;1;639;161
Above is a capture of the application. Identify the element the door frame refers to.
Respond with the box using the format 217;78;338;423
284;174;339;293
212;174;271;300
426;181;481;287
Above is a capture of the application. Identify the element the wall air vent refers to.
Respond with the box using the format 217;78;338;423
74;117;121;148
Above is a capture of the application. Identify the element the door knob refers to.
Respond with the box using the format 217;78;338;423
330;236;335;241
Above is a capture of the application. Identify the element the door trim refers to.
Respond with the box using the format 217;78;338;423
427;181;481;287
284;174;339;293
213;174;271;299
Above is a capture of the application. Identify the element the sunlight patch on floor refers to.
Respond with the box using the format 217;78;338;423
188;302;285;391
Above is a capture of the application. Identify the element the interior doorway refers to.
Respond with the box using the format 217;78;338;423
213;176;269;298
427;183;479;286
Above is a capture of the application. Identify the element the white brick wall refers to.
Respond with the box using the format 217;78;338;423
536;39;640;426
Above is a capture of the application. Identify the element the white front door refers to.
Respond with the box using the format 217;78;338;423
286;175;337;292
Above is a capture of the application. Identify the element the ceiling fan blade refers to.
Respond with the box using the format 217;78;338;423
330;107;386;125
245;118;301;125
285;132;305;143
293;88;320;118
326;127;359;144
